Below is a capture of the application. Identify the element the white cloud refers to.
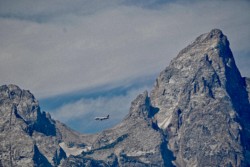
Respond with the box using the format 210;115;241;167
0;0;249;98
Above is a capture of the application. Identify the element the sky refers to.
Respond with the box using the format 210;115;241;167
0;0;250;133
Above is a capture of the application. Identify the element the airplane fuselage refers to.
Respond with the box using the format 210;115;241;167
95;115;109;121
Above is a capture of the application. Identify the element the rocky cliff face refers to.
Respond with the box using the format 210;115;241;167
0;29;249;167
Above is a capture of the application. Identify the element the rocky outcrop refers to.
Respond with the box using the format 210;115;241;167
0;29;249;166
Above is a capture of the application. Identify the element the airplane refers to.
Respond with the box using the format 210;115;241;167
94;115;109;121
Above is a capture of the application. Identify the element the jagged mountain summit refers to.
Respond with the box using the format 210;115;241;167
150;29;250;166
0;29;249;167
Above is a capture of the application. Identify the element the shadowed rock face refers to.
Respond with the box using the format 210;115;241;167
0;29;249;167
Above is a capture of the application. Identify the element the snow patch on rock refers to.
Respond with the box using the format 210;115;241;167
59;142;89;157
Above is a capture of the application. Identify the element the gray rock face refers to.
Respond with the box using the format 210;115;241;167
0;29;249;167
150;29;250;166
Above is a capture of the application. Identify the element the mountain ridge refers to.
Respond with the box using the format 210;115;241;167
0;29;249;166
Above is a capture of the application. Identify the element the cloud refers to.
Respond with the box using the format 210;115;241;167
0;0;121;22
50;86;151;133
0;0;171;21
0;0;249;99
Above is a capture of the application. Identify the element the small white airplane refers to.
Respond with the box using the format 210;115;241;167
94;115;109;121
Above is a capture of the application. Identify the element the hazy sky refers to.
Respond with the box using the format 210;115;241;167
1;0;250;133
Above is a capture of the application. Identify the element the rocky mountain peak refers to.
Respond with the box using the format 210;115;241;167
200;28;226;43
0;84;34;105
0;84;64;166
1;29;249;167
150;29;250;166
127;90;150;118
0;84;37;124
0;84;56;136
175;28;235;70
153;28;242;100
178;29;228;54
